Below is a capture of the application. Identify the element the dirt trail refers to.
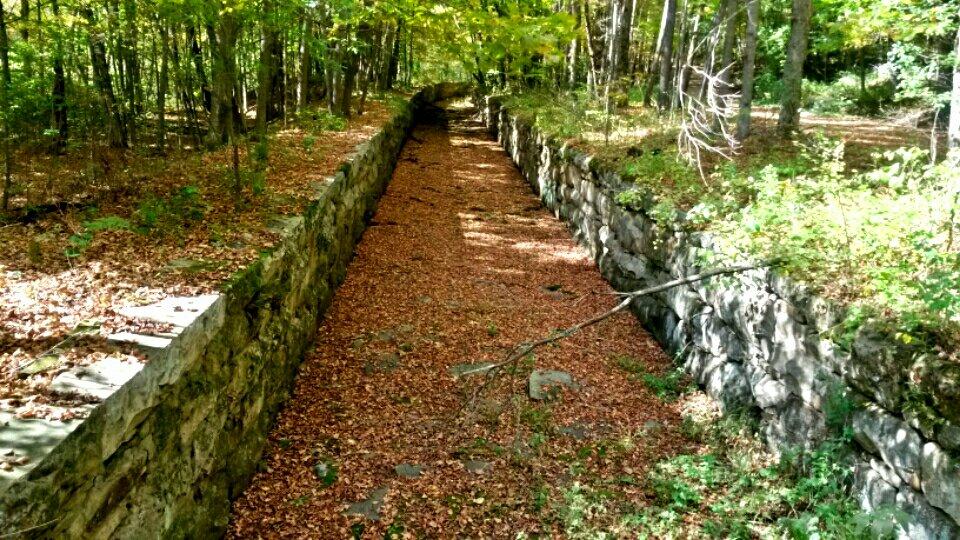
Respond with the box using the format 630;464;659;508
228;103;686;538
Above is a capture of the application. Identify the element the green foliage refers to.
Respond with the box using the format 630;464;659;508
84;215;132;232
639;414;893;539
64;231;92;258
297;107;348;133
136;185;207;233
616;356;688;402
252;140;269;167
63;215;132;258
802;72;895;115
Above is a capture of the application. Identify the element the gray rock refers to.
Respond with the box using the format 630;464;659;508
854;459;898;513
463;459;491;474
528;370;579;400
345;486;389;521
847;325;915;410
558;424;589;440
753;375;790;409
853;405;922;489
762;395;827;452
394;463;424;478
895;486;960;539
921;443;960;523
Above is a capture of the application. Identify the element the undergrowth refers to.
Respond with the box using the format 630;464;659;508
545;401;898;539
504;90;960;352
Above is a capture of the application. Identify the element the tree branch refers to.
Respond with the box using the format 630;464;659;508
460;262;774;404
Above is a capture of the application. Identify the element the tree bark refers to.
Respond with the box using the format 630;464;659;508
777;0;812;136
50;0;67;154
191;26;212;113
717;0;738;91
0;2;12;211
656;0;678;110
297;14;311;110
582;0;602;95
256;0;284;135
207;12;240;149
84;7;127;148
157;20;170;153
736;0;759;140
949;21;960;149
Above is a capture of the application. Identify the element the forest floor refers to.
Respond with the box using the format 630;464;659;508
0;100;395;426
227;104;692;537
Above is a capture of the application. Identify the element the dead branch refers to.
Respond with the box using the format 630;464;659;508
460;261;772;408
677;63;740;179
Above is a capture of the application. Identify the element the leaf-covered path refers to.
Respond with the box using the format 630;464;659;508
228;103;687;537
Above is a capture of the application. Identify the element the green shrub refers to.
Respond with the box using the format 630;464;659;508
136;185;207;233
297;108;347;133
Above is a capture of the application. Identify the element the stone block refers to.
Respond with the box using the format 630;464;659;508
852;405;922;490
921;442;960;523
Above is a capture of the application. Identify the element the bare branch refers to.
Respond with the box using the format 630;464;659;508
459;262;774;406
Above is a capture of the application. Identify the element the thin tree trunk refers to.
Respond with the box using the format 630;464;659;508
386;19;401;90
50;0;67;154
192;26;212;113
675;11;700;108
698;1;725;101
777;0;812;136
736;0;759;140
208;13;240;150
566;0;581;87
297;14;311;109
0;2;12;211
717;0;738;91
84;7;127;148
949;21;960;149
656;0;678;110
157;20;170;153
583;0;602;95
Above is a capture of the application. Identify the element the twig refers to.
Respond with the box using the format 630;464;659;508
460;262;773;408
0;519;59;539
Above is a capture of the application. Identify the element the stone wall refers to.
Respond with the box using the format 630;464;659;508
0;85;463;539
485;96;960;539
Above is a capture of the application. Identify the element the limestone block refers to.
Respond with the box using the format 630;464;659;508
921;442;960;523
852;405;922;490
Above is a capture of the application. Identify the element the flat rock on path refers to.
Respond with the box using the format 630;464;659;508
227;104;686;538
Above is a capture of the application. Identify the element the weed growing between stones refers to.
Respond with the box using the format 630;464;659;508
531;388;902;538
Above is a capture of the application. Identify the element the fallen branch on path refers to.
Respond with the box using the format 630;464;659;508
460;261;774;408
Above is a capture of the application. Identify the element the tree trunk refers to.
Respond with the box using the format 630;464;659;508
656;0;678;110
50;0;67;154
19;0;28;40
0;2;11;211
949;21;960;149
675;11;700;108
582;0;602;95
207;13;240;149
297;14;311;110
566;0;581;87
256;0;284;135
387;19;402;89
171;28;201;145
157;21;170;153
777;0;812;136
191;26;212;113
736;0;759;140
717;0;738;91
84;8;127;148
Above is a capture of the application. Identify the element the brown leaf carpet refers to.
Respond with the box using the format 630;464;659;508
228;103;688;538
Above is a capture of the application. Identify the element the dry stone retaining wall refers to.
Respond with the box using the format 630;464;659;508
485;96;960;539
0;84;463;539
